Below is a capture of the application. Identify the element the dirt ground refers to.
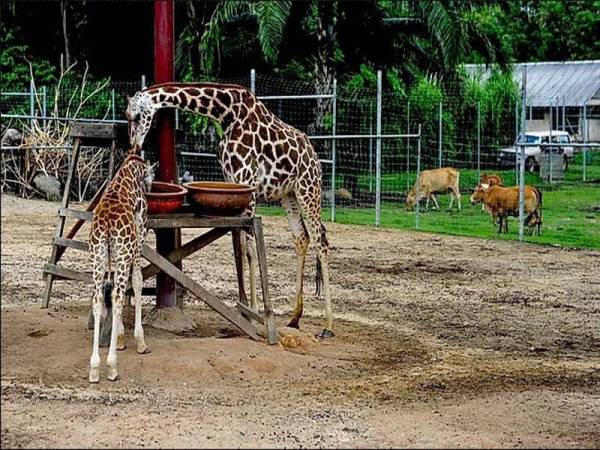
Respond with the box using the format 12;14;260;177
1;193;599;448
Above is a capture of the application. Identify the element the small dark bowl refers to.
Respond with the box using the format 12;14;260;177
145;181;188;215
184;181;254;217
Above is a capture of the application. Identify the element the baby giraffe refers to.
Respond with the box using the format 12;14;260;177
88;153;154;383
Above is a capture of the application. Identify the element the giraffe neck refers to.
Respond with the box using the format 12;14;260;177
145;82;252;131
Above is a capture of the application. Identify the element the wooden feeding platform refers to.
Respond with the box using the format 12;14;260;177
41;122;278;345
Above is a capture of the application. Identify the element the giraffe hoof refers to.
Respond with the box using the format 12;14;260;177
117;336;127;351
89;368;100;384
137;345;151;355
315;329;335;339
107;368;119;382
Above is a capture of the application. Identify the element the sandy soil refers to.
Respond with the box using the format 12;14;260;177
1;193;599;448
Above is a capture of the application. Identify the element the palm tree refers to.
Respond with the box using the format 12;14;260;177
176;0;291;78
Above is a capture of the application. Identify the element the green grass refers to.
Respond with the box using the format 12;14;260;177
350;152;600;194
258;182;600;250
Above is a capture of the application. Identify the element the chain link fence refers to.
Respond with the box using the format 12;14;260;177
2;68;599;247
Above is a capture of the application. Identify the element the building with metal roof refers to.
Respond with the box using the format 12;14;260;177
465;61;600;141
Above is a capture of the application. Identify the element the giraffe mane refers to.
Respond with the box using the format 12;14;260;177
144;82;248;92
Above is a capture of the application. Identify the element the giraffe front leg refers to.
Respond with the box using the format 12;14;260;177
242;232;259;313
282;194;309;329
132;260;149;354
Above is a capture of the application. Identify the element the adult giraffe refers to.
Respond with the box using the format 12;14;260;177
126;82;334;338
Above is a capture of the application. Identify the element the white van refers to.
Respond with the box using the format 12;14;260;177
498;130;574;173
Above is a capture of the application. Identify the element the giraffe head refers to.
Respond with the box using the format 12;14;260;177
126;91;156;152
122;153;157;193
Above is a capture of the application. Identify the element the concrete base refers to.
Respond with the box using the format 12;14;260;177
143;306;196;334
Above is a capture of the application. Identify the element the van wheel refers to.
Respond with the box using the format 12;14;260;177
526;157;537;173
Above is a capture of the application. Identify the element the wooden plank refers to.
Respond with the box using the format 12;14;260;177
53;237;89;252
42;138;81;308
253;218;278;344
59;208;94;221
232;229;250;321
147;216;254;229
140;245;259;341
236;302;265;325
136;228;229;285
43;263;92;284
69;122;116;139
56;179;107;261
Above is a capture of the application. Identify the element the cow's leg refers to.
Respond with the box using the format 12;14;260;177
425;194;430;211
431;194;440;210
448;191;454;210
455;188;462;211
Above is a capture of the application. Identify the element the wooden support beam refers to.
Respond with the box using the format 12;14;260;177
53;237;89;252
55;179;107;261
140;244;260;341
69;122;116;140
147;216;254;229
236;302;265;325
58;208;94;221
253;218;278;344
43;263;92;284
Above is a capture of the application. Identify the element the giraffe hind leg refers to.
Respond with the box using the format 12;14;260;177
295;187;334;338
89;241;108;383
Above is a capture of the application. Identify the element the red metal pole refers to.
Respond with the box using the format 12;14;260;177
154;0;179;308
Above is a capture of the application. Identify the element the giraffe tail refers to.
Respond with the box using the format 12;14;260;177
314;221;329;296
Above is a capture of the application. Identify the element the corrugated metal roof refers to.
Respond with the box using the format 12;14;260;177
464;61;600;107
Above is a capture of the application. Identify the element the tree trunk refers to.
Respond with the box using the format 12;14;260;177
60;0;70;66
312;0;337;136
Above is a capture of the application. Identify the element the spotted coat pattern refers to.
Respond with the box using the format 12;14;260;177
126;82;334;335
87;154;153;382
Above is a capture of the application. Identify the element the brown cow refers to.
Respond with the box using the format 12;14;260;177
406;167;461;211
477;173;504;212
470;184;542;235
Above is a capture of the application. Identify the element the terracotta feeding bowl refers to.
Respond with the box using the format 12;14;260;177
145;181;188;215
184;181;254;217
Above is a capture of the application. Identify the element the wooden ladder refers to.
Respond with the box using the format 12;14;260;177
41;122;118;308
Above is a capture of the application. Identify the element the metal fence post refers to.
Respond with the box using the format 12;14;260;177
515;98;519;184
438;100;443;167
369;123;373;192
330;78;337;222
250;69;256;93
583;104;587;182
375;70;382;228
416;124;422;230
518;66;527;242
562;95;566;132
42;86;47;129
29;78;35;131
549;104;553;184
111;89;116;121
406;100;410;191
477;101;481;181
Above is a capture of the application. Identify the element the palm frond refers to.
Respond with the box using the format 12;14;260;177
417;1;467;69
250;1;292;63
200;1;249;74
